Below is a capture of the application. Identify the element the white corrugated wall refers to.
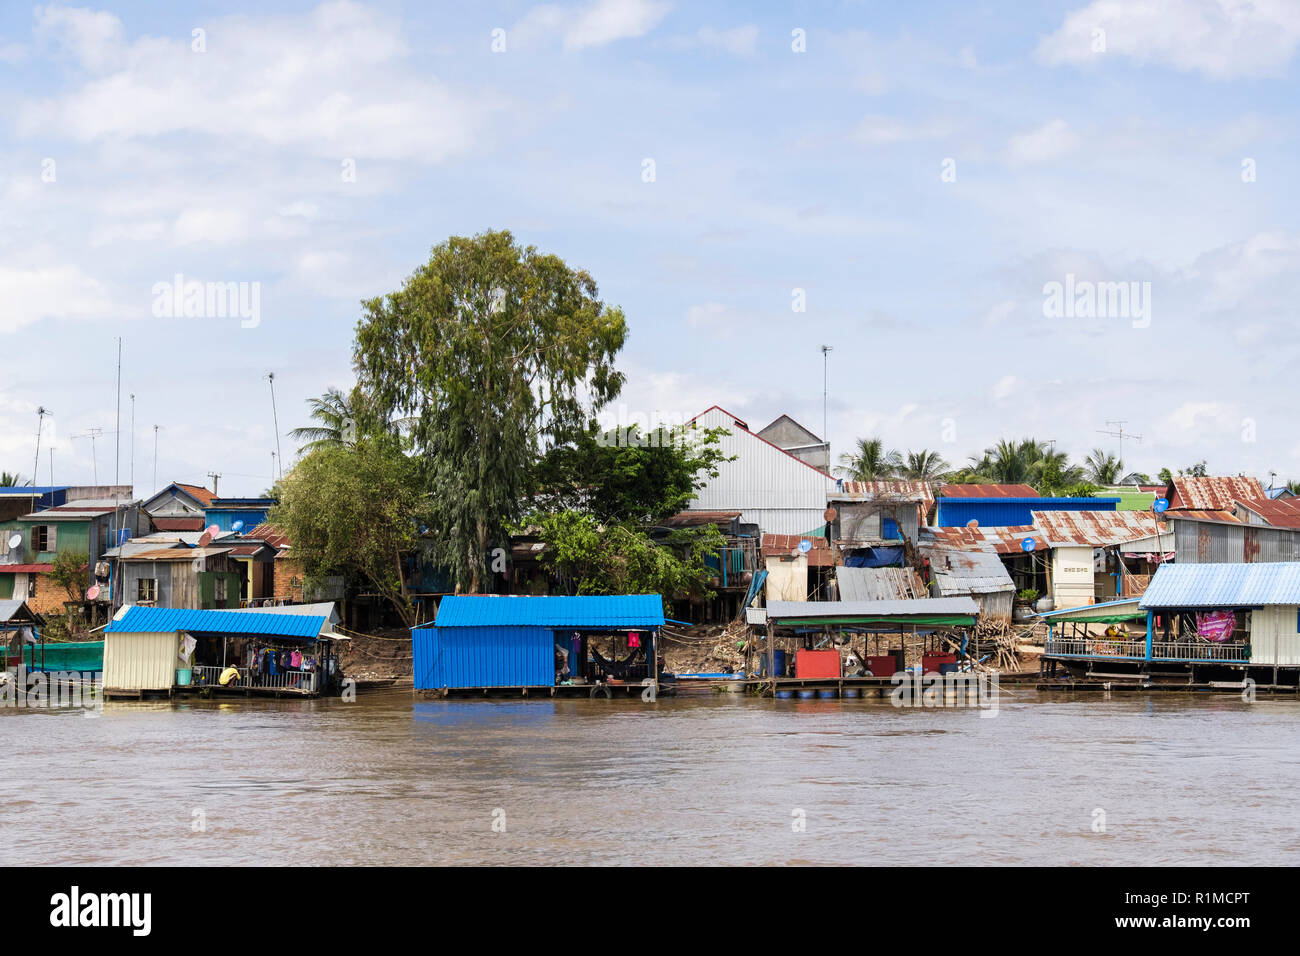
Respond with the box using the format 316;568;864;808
686;407;835;535
1249;606;1300;666
103;631;179;691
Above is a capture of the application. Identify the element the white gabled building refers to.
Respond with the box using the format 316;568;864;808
684;406;837;536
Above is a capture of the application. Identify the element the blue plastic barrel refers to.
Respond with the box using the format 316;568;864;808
773;650;788;677
775;689;795;699
842;688;861;698
817;688;838;699
797;689;817;699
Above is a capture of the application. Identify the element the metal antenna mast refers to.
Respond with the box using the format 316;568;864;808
1096;420;1142;468
821;345;832;449
267;372;283;480
114;337;122;485
32;406;49;486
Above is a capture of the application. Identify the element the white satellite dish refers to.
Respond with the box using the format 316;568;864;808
7;533;21;550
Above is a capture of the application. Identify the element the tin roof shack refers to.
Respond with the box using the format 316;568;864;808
204;497;275;534
1163;476;1265;517
916;547;1016;624
655;510;756;623
1030;510;1170;607
936;494;1119;528
828;481;932;569
0;486;71;522
102;605;339;699
755;414;830;472
920;524;1051;599
0;495;148;619
140;482;215;531
683;406;836;536
1230;497;1300;529
1167;514;1300;564
761;533;834;603
115;547;243;610
412;594;666;698
752;597;980;689
1038;598;1151;672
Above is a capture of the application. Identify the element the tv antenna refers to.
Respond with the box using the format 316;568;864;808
821;344;832;448
76;427;104;484
267;372;283;480
1097;420;1141;466
32;406;50;487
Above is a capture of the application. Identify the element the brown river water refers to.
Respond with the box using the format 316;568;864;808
2;688;1297;866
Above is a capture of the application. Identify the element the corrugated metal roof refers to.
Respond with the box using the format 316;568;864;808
919;524;1046;554
939;483;1039;498
120;547;234;562
920;547;1015;595
434;594;665;628
0;563;54;573
1234;498;1300;529
767;596;979;621
173;483;216;506
1140;562;1300;609
761;533;833;566
836;566;925;601
1030;510;1165;547
247;522;291;549
106;605;329;637
0;599;40;623
1167;476;1265;511
831;480;935;508
226;602;340;626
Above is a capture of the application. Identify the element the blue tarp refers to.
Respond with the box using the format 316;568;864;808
844;547;904;568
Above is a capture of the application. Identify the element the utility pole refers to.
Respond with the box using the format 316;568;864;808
207;472;221;496
821;344;832;449
267;372;283;480
114;337;122;485
32;406;49;487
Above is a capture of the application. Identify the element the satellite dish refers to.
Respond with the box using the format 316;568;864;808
86;584;101;601
966;519;979;529
205;524;220;537
798;539;812;554
7;533;21;549
198;532;213;547
1153;498;1169;513
823;507;838;522
1021;537;1037;552
231;520;245;532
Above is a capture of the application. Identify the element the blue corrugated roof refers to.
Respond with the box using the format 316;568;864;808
1140;562;1300;609
106;606;328;638
433;594;665;628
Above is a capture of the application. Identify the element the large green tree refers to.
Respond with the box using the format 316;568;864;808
354;230;627;592
269;437;431;626
1083;448;1124;485
532;423;730;524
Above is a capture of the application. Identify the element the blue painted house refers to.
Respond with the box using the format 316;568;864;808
413;594;666;696
204;497;275;533
936;496;1120;528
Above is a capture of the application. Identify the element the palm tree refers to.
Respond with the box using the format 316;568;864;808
0;471;25;486
901;449;950;481
290;388;357;452
971;438;1084;490
1083;448;1123;485
836;437;902;481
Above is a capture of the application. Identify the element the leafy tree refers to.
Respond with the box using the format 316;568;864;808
289;387;356;453
269;437;431;627
901;449;950;481
970;438;1084;490
836;437;902;481
1287;480;1300;495
1083;448;1124;485
49;550;89;603
525;510;723;604
354;230;627;592
533;423;730;524
1158;467;1174;484
0;471;25;486
1179;460;1208;477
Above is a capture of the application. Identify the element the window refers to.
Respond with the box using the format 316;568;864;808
26;576;36;598
31;525;56;552
137;578;157;603
215;577;228;604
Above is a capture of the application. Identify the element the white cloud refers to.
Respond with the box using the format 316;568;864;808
1037;0;1300;79
992;375;1018;401
852;115;954;145
0;265;117;333
17;1;492;162
517;0;671;52
668;24;758;56
1005;119;1080;165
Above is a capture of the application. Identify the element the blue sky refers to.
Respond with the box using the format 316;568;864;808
2;0;1298;495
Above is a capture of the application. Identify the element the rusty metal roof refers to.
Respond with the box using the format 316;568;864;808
761;533;833;566
1030;510;1165;547
939;483;1039;499
1166;476;1264;511
246;522;291;549
920;547;1016;596
831;480;935;508
836;566;925;601
920;524;1045;554
120;547;234;562
1233;498;1300;529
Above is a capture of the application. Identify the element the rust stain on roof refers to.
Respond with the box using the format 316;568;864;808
1166;476;1264;511
922;524;1044;554
761;533;833;566
832;480;935;508
1030;510;1165;546
939;483;1039;499
1234;498;1300;529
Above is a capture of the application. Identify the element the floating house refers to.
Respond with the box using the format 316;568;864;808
1041;562;1300;686
412;594;665;697
102;605;340;698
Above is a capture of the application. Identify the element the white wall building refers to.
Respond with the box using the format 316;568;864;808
684;406;836;536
